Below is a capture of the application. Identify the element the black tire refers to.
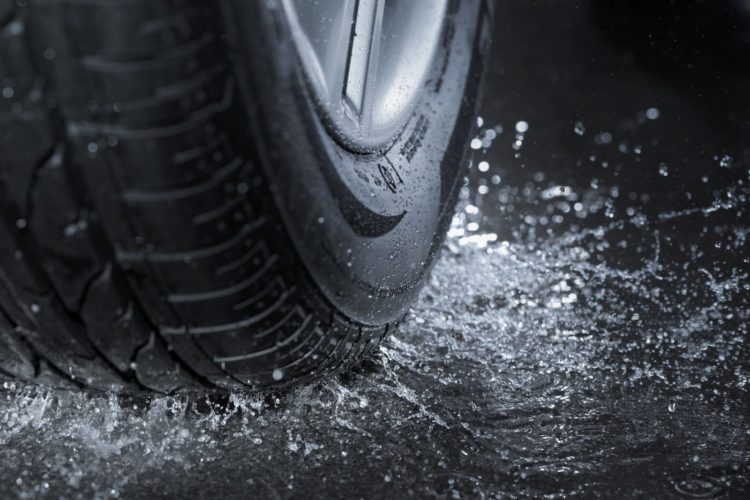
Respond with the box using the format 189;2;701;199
0;0;491;392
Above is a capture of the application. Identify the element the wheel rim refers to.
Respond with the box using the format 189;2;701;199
281;0;448;152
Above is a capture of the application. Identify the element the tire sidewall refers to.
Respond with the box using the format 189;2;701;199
226;0;490;324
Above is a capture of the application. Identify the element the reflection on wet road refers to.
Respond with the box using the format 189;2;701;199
1;1;749;498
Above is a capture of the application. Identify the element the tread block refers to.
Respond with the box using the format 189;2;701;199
30;145;104;311
0;311;36;380
80;263;194;393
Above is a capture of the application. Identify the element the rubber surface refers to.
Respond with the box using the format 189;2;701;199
0;0;488;392
225;0;492;325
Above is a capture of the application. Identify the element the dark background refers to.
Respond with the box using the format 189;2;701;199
476;0;749;235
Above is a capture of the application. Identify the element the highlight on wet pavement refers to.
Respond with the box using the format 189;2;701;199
1;1;749;498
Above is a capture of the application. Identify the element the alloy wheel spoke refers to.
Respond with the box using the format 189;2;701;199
342;0;384;134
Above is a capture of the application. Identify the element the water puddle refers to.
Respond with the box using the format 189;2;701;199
1;114;749;497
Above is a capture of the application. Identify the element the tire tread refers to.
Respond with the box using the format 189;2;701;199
0;0;386;393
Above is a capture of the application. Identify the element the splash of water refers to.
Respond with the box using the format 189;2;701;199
1;129;748;498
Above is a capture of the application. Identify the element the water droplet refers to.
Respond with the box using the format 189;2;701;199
594;132;613;144
515;120;529;133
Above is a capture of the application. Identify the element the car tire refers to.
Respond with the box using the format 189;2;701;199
0;0;491;392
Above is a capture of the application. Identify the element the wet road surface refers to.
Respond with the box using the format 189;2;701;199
1;1;749;498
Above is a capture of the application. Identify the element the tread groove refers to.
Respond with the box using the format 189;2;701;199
116;218;265;264
162;288;294;336
213;311;313;363
122;157;243;203
66;78;235;140
167;254;278;303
